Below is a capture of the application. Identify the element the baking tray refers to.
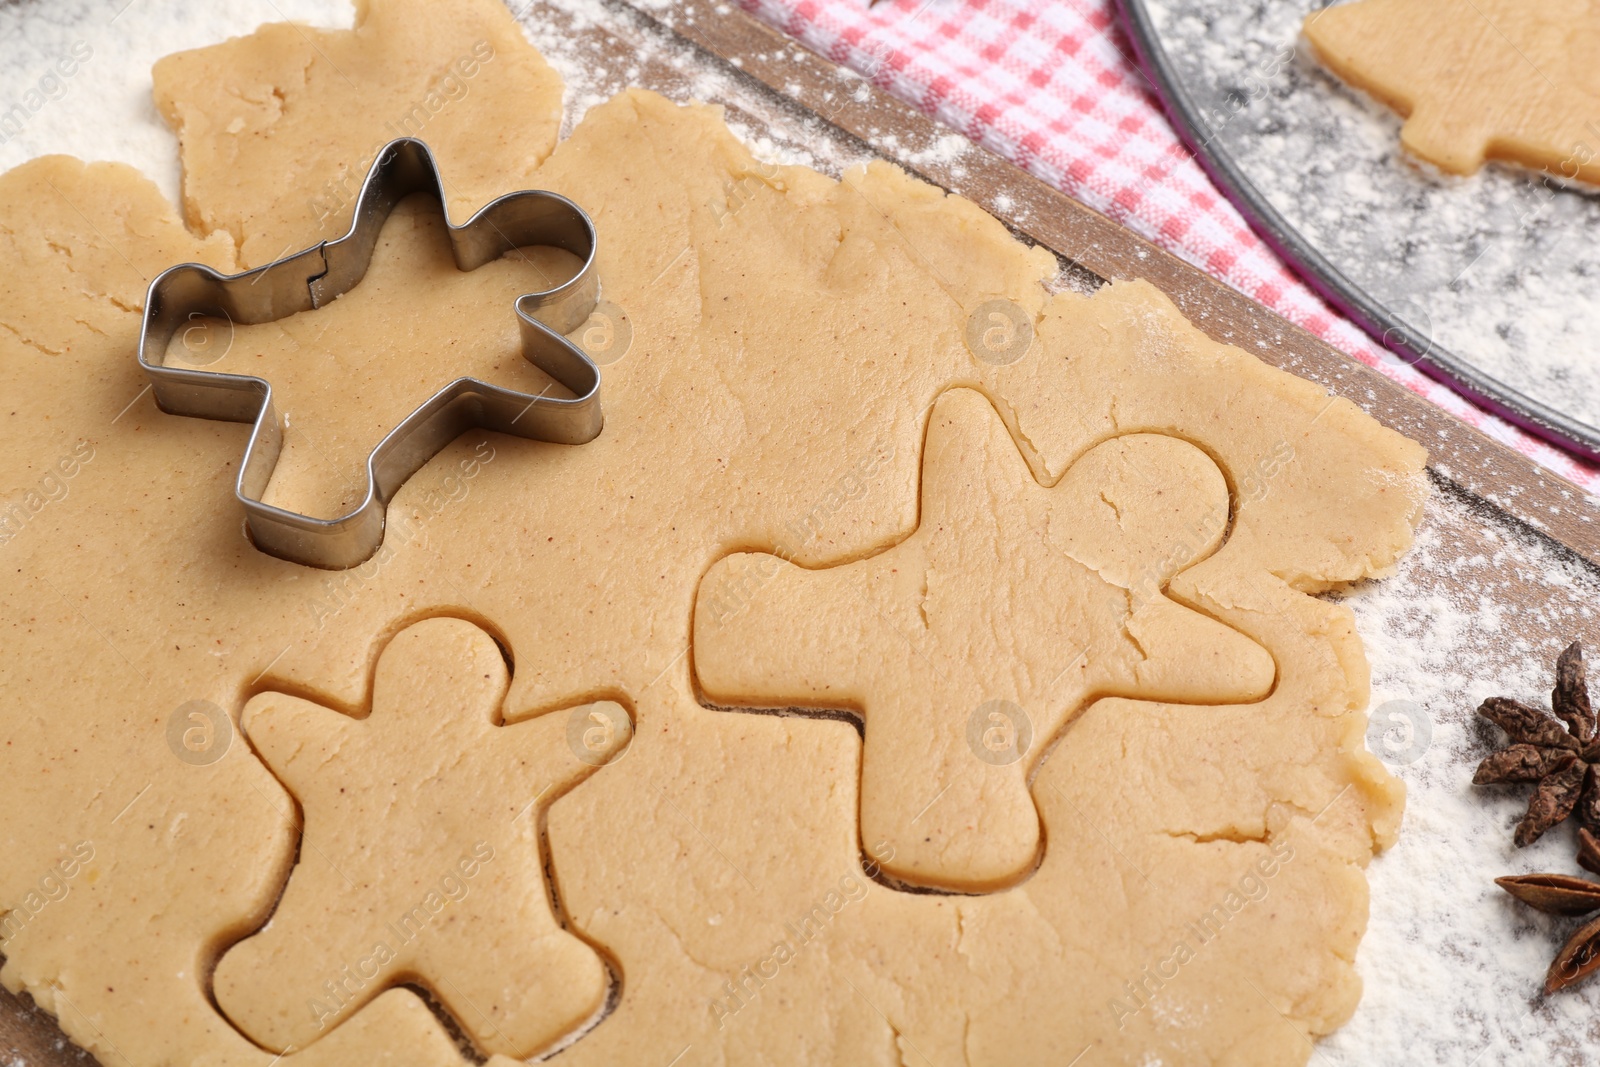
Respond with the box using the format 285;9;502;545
6;0;1600;1062
1116;0;1600;462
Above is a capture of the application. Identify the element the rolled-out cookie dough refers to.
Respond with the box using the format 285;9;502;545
214;616;629;1057
696;393;1276;893
0;0;1427;1064
1305;0;1600;181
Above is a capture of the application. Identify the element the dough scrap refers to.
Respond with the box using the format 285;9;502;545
152;0;565;267
0;0;1428;1064
214;616;628;1057
696;390;1275;892
1305;0;1600;180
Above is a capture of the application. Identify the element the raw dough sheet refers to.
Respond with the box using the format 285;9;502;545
0;1;1593;1065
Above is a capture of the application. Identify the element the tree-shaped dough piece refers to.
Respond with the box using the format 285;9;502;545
1305;0;1600;180
694;389;1274;892
213;616;630;1057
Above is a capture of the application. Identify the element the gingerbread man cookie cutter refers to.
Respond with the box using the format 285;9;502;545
137;137;602;570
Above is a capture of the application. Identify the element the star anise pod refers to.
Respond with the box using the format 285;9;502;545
1497;828;1600;993
1474;640;1600;846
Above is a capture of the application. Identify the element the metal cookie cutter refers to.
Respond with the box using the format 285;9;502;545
137;137;602;570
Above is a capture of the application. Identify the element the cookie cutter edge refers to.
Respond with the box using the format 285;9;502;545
136;137;602;570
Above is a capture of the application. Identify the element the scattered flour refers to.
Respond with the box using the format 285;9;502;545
0;0;352;206
1331;485;1600;1065
1145;0;1600;439
515;0;875;175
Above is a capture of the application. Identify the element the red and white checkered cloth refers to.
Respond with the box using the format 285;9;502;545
741;0;1600;491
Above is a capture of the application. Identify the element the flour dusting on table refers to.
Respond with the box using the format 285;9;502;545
1334;487;1600;1064
0;0;353;205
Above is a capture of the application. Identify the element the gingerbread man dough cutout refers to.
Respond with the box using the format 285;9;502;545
1306;0;1600;181
694;389;1275;892
213;616;631;1057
